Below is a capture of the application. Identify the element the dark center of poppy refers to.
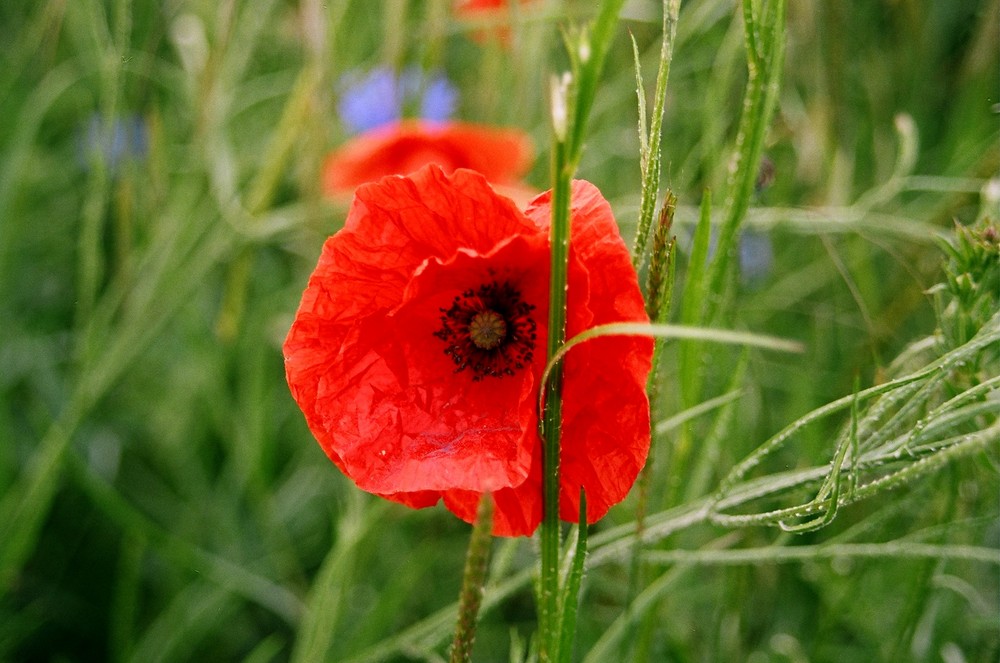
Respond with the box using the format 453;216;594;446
434;280;537;381
468;310;507;350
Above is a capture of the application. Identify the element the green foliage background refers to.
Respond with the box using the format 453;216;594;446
0;0;997;661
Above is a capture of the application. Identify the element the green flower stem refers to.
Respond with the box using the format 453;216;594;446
540;133;572;663
539;2;627;660
449;494;494;663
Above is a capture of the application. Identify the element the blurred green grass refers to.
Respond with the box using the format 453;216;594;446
0;0;997;661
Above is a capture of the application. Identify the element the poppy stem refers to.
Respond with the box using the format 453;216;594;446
539;2;626;661
539;137;571;662
449;494;494;663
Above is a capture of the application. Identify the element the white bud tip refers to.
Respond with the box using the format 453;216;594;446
550;72;572;141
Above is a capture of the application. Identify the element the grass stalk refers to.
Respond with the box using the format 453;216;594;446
557;495;588;663
631;0;681;266
704;0;786;323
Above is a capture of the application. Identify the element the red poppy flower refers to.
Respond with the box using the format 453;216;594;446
454;0;538;44
454;0;537;15
321;120;533;205
285;164;652;536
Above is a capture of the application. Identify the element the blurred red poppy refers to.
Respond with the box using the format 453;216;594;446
285;165;652;536
454;0;537;15
321;120;533;205
454;0;538;44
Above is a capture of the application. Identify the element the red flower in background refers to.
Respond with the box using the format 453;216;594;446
285;165;652;536
454;0;539;44
455;0;537;14
321;120;534;205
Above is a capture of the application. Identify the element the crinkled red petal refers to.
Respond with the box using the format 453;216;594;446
348;234;548;494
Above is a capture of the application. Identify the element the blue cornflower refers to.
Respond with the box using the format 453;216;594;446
416;74;458;123
79;113;148;172
696;225;775;286
337;67;457;134
738;230;775;283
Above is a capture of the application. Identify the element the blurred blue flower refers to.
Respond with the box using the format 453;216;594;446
417;75;458;123
337;67;457;134
79;114;148;173
739;156;777;283
337;69;401;133
698;226;775;286
738;230;774;283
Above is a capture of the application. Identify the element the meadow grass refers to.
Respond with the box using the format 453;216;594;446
1;0;997;661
